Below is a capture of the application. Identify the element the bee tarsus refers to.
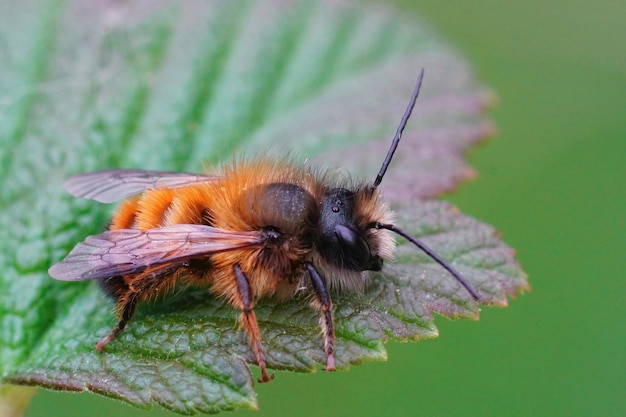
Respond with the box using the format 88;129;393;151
234;264;272;383
306;262;336;372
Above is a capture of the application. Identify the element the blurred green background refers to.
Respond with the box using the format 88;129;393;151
26;0;625;416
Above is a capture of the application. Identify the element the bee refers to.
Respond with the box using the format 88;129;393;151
49;69;479;383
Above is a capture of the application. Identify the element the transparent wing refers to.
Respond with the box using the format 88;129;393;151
48;225;264;281
63;169;219;203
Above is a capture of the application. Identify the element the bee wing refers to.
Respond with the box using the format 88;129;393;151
48;225;264;281
63;169;219;203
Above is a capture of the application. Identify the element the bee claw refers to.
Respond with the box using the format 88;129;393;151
326;354;336;372
95;336;111;353
258;371;275;383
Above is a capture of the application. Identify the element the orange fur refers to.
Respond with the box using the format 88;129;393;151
109;199;140;229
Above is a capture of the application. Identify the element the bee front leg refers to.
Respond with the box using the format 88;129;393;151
233;264;273;383
305;263;336;371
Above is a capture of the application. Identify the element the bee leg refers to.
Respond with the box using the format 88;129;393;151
96;292;138;352
305;263;336;371
96;265;179;353
233;264;273;383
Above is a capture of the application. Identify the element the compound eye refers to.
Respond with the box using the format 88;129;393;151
335;224;373;270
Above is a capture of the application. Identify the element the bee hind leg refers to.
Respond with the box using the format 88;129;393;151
96;293;138;352
305;263;336;371
233;264;273;383
95;265;179;353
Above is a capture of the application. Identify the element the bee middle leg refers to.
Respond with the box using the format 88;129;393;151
233;264;272;383
305;263;336;371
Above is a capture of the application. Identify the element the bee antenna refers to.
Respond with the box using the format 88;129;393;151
376;222;480;301
372;68;425;189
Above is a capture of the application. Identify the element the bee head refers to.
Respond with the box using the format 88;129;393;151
316;187;390;272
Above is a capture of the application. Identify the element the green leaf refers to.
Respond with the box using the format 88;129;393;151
0;0;527;414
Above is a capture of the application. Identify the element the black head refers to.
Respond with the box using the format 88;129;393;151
316;188;383;272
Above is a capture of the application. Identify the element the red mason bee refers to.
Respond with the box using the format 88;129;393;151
49;69;479;382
